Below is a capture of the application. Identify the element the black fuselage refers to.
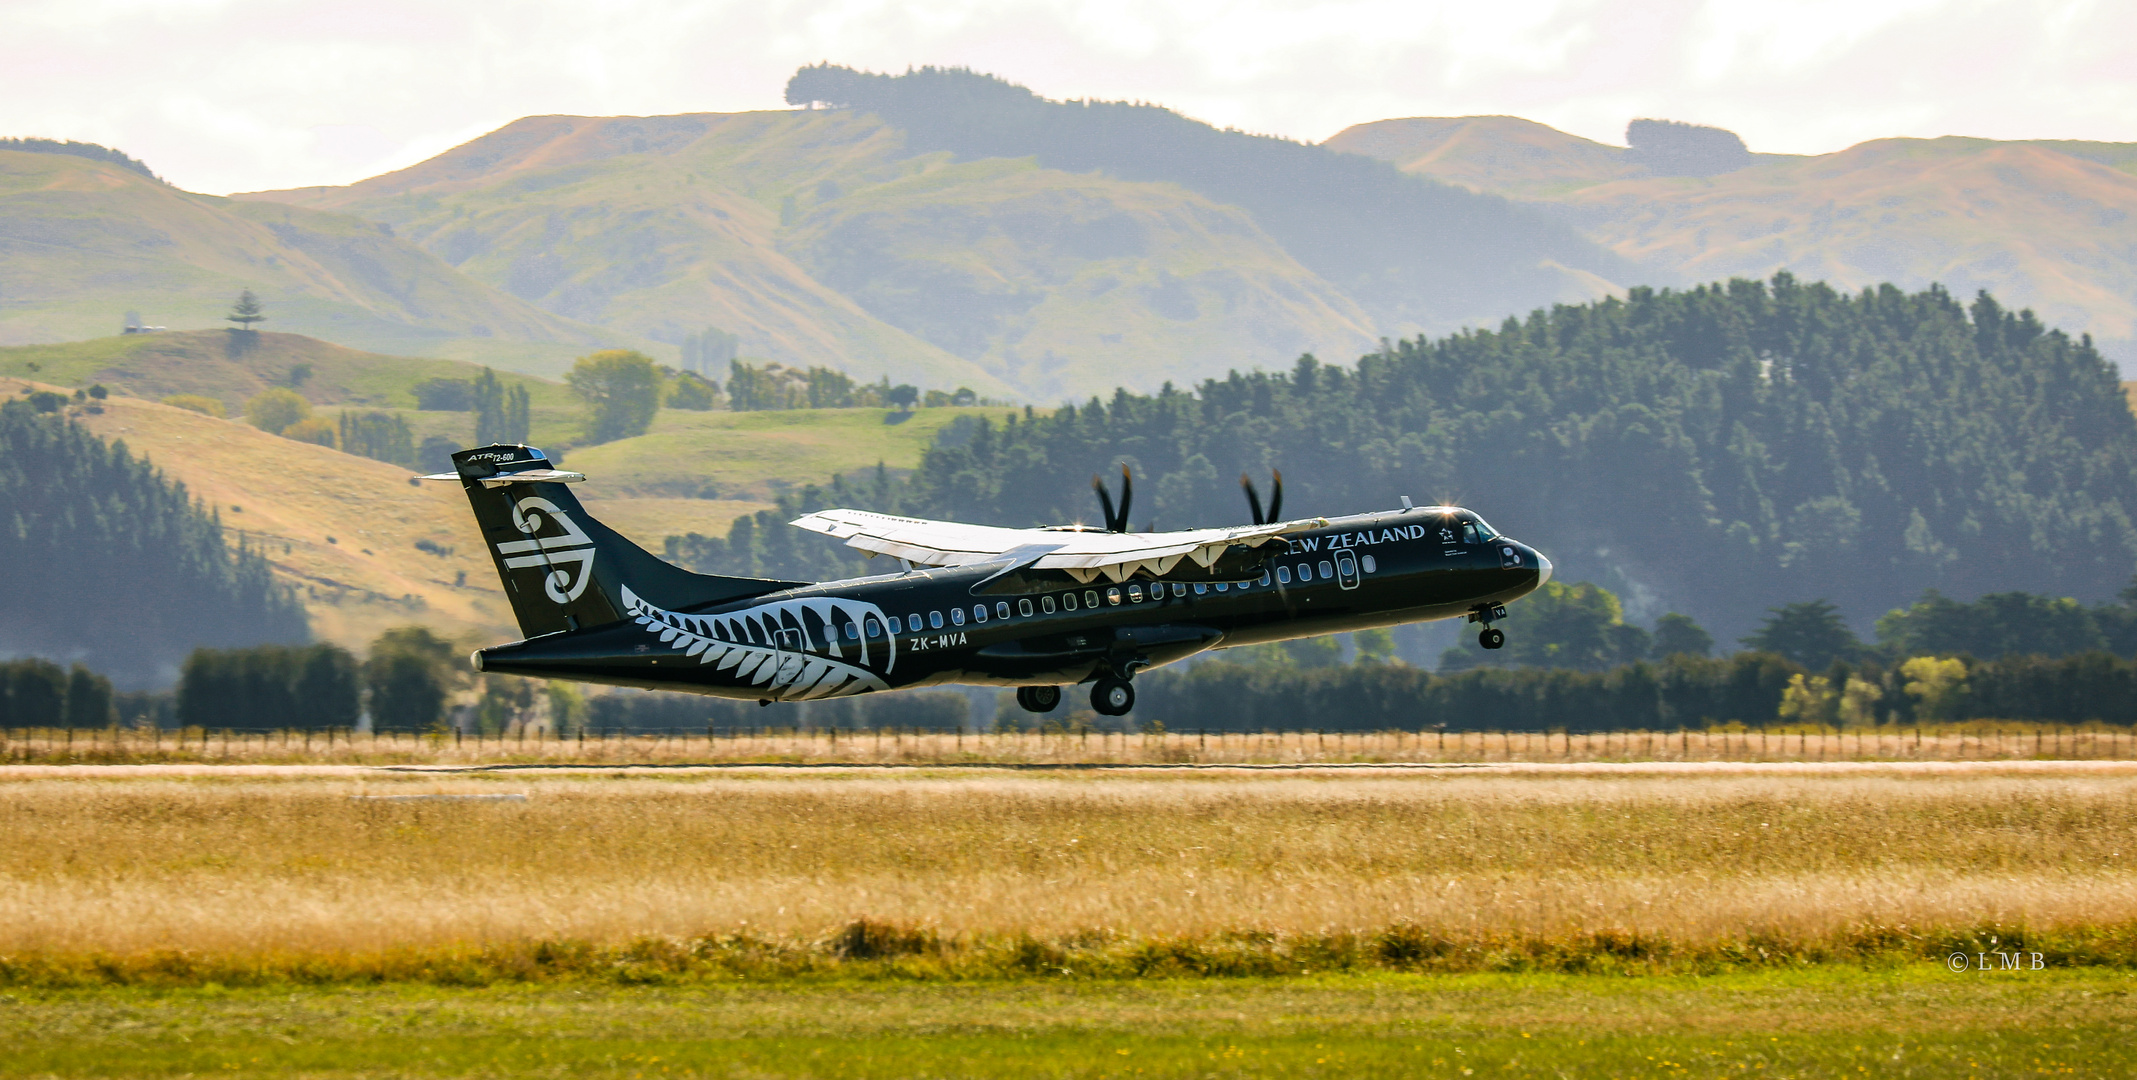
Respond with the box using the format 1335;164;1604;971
476;507;1549;701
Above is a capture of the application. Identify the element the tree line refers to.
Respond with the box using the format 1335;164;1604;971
882;277;2137;640
1435;580;2137;673
172;628;471;733
0;658;115;727
659;279;2137;645
0;137;160;181
1135;646;2137;733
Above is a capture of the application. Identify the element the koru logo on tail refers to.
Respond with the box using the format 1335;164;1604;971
494;496;595;603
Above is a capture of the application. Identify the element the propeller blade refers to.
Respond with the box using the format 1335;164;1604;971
1091;474;1117;533
1115;465;1133;533
1240;473;1266;526
1267;469;1282;524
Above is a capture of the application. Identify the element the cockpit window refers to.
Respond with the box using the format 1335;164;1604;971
1460;521;1480;545
1467;514;1499;541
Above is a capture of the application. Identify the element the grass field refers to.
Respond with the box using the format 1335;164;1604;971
4;970;2133;1077
0;330;572;413
5;766;2133;1076
564;403;1005;501
4;767;2133;960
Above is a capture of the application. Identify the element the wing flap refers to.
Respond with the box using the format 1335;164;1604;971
790;508;1328;582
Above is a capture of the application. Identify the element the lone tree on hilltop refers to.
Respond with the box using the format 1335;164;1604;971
226;289;266;332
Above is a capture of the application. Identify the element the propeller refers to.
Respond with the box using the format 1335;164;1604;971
1240;469;1283;525
1091;465;1133;533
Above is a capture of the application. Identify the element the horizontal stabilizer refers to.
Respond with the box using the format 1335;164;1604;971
419;468;585;489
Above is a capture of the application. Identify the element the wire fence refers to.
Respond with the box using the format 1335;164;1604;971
4;724;2136;766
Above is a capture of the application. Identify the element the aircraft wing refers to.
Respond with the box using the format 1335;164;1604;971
789;509;1330;584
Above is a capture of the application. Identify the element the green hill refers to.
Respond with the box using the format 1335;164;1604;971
240;112;1027;395
1326;120;2137;363
0;329;571;413
0;149;623;370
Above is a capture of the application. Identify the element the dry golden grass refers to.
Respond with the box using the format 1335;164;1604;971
2;769;2134;966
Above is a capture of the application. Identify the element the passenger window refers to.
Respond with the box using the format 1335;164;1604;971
1105;587;1122;606
908;614;923;632
1319;560;1334;579
1042;595;1058;613
1216;582;1229;592
1362;555;1377;573
1127;584;1143;602
1018;598;1034;617
1193;583;1207;595
951;607;966;626
1277;566;1292;584
1297;563;1312;582
1260;570;1272;586
1085;590;1100;608
843;621;859;641
972;604;986;623
865;616;883;639
998;601;1012;620
929;611;944;629
1171;583;1185;597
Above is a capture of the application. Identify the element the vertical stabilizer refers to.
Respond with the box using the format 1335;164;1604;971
440;444;803;639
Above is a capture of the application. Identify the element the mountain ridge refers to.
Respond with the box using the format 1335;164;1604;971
1326;119;2137;364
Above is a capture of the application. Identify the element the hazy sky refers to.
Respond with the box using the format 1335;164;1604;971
4;0;2131;195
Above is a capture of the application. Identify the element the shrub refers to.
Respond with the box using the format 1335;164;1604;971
281;416;337;447
244;388;310;435
161;394;226;418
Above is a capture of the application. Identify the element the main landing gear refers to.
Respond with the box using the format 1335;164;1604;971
1469;603;1509;651
1090;676;1135;717
1015;685;1062;713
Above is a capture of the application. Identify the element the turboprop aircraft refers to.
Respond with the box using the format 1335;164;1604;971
428;443;1551;716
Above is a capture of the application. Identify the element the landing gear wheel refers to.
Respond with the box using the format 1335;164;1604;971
1091;676;1135;717
1479;627;1506;650
1016;685;1062;713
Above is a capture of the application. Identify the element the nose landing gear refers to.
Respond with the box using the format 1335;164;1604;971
1015;685;1062;713
1468;603;1509;650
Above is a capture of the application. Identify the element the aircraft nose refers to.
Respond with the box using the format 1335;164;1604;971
1534;548;1553;586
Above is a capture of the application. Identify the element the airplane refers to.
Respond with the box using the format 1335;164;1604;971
427;443;1552;716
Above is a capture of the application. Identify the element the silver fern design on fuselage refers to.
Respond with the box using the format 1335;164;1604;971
620;586;895;699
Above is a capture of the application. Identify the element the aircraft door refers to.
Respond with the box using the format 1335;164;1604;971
1334;549;1360;590
772;626;807;684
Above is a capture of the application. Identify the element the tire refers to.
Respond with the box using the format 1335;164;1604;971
1091;677;1136;716
1016;685;1062;713
1480;628;1505;650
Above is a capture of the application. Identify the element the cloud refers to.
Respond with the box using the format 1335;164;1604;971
0;0;2130;194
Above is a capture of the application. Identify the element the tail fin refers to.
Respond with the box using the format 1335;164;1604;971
436;444;804;638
